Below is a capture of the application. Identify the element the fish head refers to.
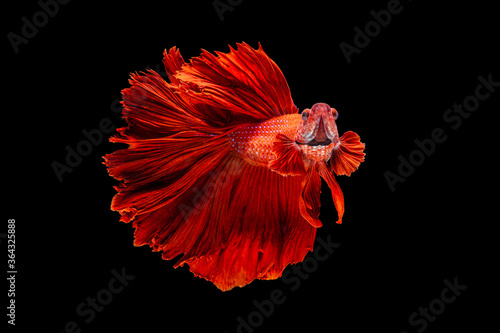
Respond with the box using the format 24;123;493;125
295;102;339;149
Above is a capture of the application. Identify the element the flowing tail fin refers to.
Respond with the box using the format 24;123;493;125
104;43;316;291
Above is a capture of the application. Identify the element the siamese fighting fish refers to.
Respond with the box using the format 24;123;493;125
104;43;365;291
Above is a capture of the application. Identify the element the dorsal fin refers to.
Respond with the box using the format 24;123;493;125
162;46;185;85
174;42;298;122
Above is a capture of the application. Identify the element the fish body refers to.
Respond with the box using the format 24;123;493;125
230;106;339;167
104;43;365;291
229;114;301;166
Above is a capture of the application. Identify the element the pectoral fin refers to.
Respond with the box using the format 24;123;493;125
269;133;306;176
331;131;365;176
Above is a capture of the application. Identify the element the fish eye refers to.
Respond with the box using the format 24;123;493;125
331;108;338;120
301;110;310;121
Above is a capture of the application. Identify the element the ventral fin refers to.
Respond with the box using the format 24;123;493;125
298;164;322;228
317;161;345;224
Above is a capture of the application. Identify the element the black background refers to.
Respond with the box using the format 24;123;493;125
5;0;498;332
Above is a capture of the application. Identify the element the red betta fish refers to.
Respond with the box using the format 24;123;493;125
104;43;365;291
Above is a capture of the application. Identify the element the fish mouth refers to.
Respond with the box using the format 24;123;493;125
296;138;332;146
296;117;333;146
